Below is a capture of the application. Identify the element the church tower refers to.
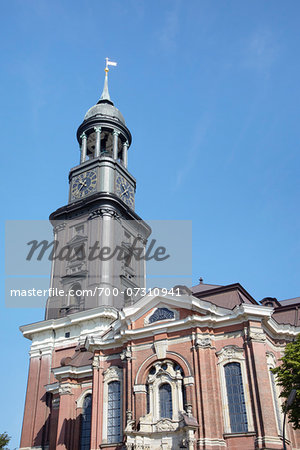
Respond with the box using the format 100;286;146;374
46;63;151;319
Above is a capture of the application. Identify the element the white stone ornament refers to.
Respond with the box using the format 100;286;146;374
156;419;176;431
154;340;168;359
216;345;245;363
249;329;266;343
103;365;122;382
59;384;72;395
120;346;132;360
92;355;100;369
195;336;212;349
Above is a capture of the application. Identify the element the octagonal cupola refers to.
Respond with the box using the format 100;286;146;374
76;61;132;168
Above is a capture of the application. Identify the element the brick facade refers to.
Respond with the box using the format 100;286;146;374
20;287;300;449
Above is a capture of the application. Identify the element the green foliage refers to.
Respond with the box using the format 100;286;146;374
0;432;11;449
271;334;300;429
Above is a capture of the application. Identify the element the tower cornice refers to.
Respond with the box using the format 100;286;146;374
49;191;151;233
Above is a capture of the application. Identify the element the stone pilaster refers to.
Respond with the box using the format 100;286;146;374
90;354;102;449
196;335;225;449
247;327;282;449
55;384;74;450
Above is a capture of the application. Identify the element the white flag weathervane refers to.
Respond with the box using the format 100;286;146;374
105;57;117;70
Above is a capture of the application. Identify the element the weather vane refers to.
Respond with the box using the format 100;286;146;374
105;57;117;73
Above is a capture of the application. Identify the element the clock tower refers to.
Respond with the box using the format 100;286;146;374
45;66;151;320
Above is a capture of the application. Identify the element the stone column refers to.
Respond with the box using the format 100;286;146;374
122;141;128;168
80;132;87;163
94;126;101;157
113;130;119;160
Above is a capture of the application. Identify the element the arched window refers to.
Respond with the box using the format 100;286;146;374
80;394;92;450
224;362;248;433
143;360;184;425
107;381;121;443
159;383;173;419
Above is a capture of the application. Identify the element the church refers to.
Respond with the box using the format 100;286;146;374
20;64;300;450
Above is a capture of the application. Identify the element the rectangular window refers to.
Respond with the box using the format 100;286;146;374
80;394;92;450
224;362;248;433
159;383;173;419
107;381;121;443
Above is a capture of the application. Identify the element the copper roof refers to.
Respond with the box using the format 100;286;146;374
280;297;300;306
60;344;93;368
191;283;257;309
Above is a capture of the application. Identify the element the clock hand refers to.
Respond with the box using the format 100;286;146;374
121;189;129;196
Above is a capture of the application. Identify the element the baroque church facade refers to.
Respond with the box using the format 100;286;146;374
20;68;300;450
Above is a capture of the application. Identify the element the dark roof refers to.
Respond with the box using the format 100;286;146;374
191;282;300;328
280;297;300;306
267;297;300;326
60;344;93;368
272;307;300;327
191;283;222;294
191;283;258;309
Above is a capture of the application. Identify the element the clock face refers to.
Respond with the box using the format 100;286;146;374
115;175;135;208
71;170;97;200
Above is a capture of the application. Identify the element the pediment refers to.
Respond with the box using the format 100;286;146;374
120;289;232;330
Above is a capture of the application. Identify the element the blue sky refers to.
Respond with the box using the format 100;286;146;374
1;0;300;447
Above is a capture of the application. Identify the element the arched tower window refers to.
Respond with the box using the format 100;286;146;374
224;362;248;433
80;394;92;450
107;381;121;443
159;383;172;418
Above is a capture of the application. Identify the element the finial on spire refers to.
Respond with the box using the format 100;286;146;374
99;58;117;104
